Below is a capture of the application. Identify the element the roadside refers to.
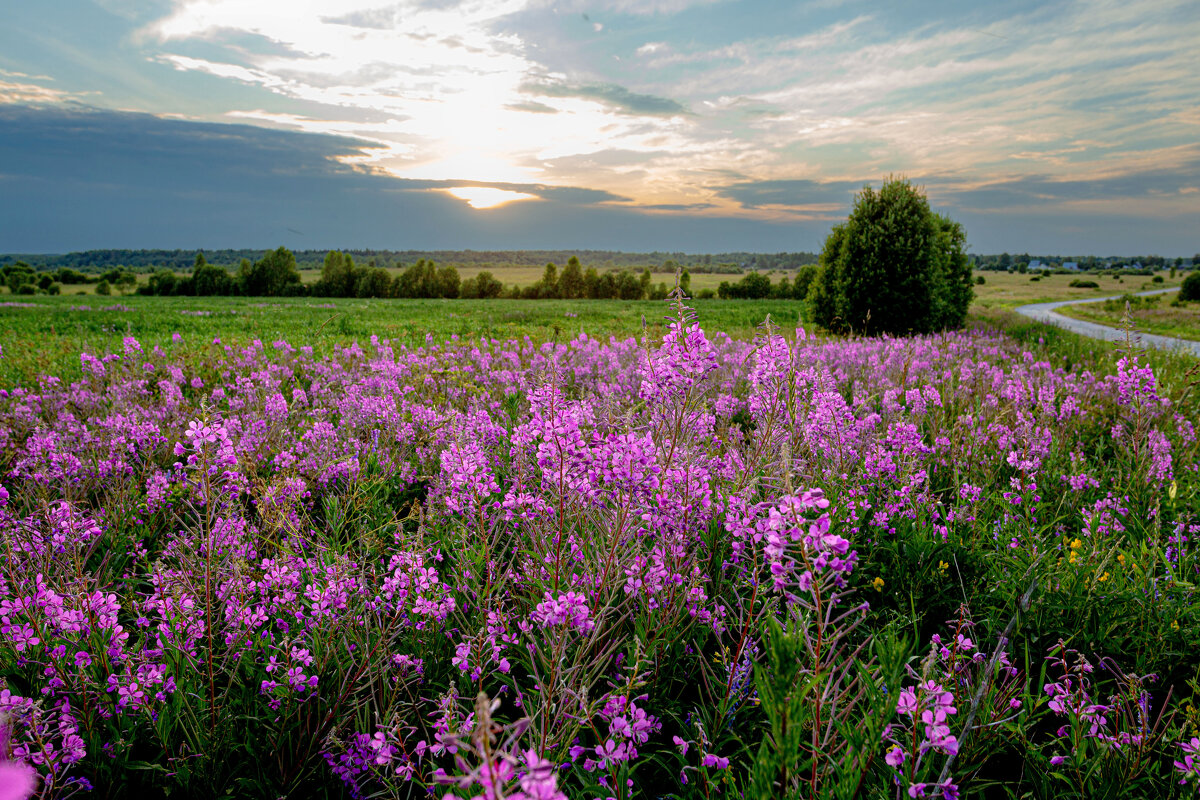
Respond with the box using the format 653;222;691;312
1056;292;1200;344
1013;288;1200;357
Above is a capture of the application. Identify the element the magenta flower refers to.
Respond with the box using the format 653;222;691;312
0;762;37;800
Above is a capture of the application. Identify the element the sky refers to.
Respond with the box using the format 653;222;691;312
1;0;1197;255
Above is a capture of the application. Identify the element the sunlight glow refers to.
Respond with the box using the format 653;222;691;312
445;187;537;209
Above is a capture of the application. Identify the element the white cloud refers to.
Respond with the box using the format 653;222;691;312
121;0;1200;217
636;41;667;56
537;0;725;16
0;78;80;105
138;0;699;186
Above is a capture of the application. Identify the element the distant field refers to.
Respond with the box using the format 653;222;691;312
969;269;1184;308
1056;292;1200;342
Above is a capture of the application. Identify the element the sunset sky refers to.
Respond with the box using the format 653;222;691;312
1;0;1197;254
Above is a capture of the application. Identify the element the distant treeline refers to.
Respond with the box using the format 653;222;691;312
122;249;746;301
114;251;650;300
127;250;826;302
0;248;819;273
974;253;1196;271
1;247;823;301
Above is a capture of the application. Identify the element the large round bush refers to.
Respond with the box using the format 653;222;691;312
810;177;973;335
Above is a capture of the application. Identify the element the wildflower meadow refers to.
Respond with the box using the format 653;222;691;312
1;295;1198;799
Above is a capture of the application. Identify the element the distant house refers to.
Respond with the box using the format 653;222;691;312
1029;260;1044;270
1062;262;1079;271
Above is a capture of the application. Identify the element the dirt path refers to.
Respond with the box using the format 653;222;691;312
1013;288;1200;357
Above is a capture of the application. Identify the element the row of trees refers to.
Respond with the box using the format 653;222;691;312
138;250;302;297
520;258;672;300
716;265;820;300
977;253;1197;272
0;263;134;296
130;250;679;301
2;248;824;274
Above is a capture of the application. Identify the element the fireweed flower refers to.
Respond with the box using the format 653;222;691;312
754;489;855;598
530;591;593;632
638;320;719;406
0;302;1192;798
1176;738;1200;785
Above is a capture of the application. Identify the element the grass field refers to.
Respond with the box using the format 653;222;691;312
0;295;808;384
1056;292;1200;342
969;269;1185;308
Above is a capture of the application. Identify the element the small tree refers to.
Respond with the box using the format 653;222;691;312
434;264;460;298
539;263;560;298
793;264;817;300
559;256;585;299
193;263;234;296
240;247;301;296
318;251;359;297
583;267;600;298
356;267;393;298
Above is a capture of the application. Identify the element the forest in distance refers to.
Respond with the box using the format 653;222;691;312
2;246;1195;303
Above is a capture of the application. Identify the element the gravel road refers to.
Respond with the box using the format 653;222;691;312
1013;287;1200;357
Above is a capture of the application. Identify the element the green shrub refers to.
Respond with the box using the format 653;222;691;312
1069;279;1099;288
1180;270;1200;301
810;177;972;334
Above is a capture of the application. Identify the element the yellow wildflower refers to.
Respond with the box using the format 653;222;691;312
873;577;885;592
1098;571;1110;583
1069;538;1083;550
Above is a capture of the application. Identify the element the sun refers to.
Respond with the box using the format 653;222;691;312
445;187;537;209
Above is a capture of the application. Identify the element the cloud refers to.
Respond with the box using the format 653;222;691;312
504;100;558;114
0;103;806;252
943;154;1200;211
0;79;78;105
522;80;688;116
136;0;699;186
640;202;716;211
320;7;403;30
636;42;668;56
717;179;864;210
371;176;629;204
4;0;1198;254
537;0;725;16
